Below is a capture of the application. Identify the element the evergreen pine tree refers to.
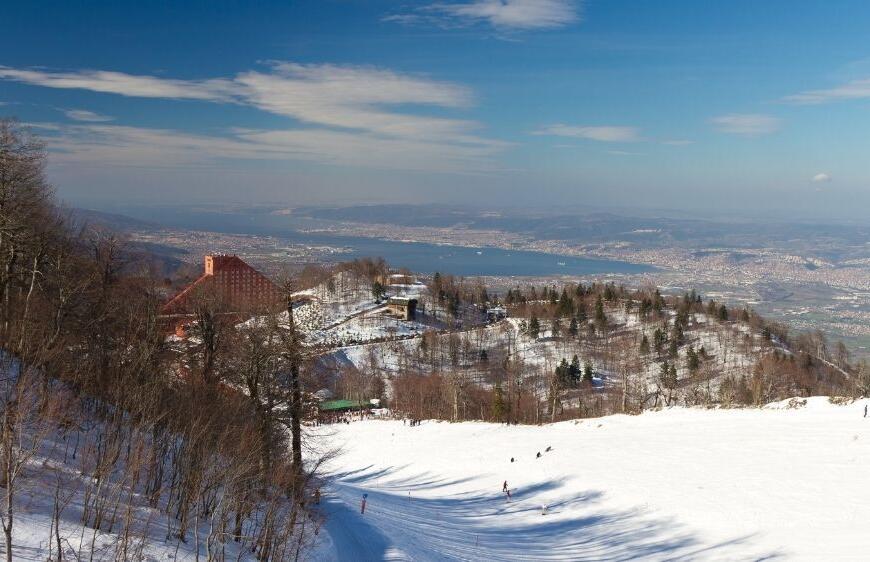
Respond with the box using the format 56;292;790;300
570;354;581;384
672;322;685;345
568;316;579;338
576;303;588;323
687;346;700;372
707;299;717;316
640;334;650;355
653;328;665;353
492;383;507;422
583;361;594;383
371;281;386;302
594;295;607;327
653;290;664;314
556;358;570;386
558;289;573;316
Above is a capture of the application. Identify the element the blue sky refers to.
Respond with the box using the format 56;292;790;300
3;0;870;217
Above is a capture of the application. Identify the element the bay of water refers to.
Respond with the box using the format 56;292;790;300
309;234;652;277
120;207;653;277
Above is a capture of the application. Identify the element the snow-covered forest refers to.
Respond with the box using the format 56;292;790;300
0;120;324;560
307;267;866;424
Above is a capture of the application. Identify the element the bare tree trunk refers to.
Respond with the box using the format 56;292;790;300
287;293;303;495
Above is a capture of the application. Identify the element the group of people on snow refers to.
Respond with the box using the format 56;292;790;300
503;446;554;512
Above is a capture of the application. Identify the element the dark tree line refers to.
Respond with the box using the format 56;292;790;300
0;119;322;561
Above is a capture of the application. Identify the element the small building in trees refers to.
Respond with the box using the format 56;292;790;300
317;399;374;421
486;306;508;322
384;273;417;286
386;296;418;320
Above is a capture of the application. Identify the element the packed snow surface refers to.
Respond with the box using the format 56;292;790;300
314;398;870;561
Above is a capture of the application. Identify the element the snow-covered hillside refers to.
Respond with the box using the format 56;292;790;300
293;271;430;347
313;398;870;561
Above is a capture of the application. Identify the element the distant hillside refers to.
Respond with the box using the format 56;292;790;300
68;207;190;275
299;267;865;422
69;207;158;231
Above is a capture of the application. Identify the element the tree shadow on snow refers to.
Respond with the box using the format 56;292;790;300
325;465;786;561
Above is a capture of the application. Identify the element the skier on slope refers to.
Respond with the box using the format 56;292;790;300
503;480;508;493
361;493;368;514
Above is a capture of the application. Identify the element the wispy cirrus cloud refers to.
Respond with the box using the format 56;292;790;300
0;66;235;101
534;124;641;142
783;78;870;105
0;63;475;140
37;122;504;174
385;0;580;31
0;63;504;173
233;62;476;141
711;113;781;136
64;109;114;122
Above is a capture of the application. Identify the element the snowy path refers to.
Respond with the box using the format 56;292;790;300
312;399;870;561
320;495;411;561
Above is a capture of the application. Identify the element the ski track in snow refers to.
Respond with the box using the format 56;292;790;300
312;398;870;561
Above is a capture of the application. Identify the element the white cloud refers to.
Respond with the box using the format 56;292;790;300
0;63;479;142
35;122;505;174
811;173;831;183
0;63;503;173
64;109;113;122
0;66;235;101
389;0;579;30
711;113;781;136
784;78;870;105
233;63;475;141
535;124;641;142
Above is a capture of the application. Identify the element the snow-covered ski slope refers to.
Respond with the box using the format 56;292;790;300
313;398;870;561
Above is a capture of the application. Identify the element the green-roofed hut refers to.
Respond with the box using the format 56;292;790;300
319;399;368;412
318;399;373;422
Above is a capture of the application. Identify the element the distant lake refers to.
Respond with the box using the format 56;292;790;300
119;207;653;277
308;234;653;277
